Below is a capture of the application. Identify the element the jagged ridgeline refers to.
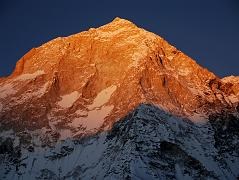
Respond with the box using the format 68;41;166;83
0;18;239;179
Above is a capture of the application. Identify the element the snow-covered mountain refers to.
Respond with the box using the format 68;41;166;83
0;18;239;179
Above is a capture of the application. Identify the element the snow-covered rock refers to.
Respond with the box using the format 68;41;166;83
0;17;239;180
0;104;238;179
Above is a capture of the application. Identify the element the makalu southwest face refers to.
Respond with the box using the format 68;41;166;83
0;18;239;180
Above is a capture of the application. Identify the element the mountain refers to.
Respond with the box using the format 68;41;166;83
0;17;239;179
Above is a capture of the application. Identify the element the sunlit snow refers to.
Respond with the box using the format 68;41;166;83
178;68;191;76
15;70;45;81
71;105;114;131
227;94;239;104
70;85;117;131
58;91;80;108
34;82;49;97
97;28;128;38
0;83;16;99
0;71;46;100
76;109;88;116
88;85;117;110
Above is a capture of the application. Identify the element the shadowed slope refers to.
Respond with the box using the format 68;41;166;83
0;104;238;179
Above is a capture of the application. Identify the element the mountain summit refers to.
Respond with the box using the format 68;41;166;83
0;18;239;179
1;17;238;133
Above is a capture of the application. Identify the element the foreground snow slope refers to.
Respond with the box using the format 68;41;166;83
0;104;238;179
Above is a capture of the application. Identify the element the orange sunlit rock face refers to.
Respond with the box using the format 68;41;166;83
0;18;238;138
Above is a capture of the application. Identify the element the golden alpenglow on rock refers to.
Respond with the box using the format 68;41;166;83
0;18;239;179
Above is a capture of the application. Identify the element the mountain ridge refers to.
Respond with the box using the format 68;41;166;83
0;17;239;180
0;18;238;136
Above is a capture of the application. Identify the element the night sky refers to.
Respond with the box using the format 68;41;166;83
0;0;239;77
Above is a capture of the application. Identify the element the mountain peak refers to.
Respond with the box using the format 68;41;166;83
110;17;137;27
0;18;238;135
94;17;139;35
1;18;239;180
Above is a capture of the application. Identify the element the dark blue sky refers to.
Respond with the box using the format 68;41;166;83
0;0;239;77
